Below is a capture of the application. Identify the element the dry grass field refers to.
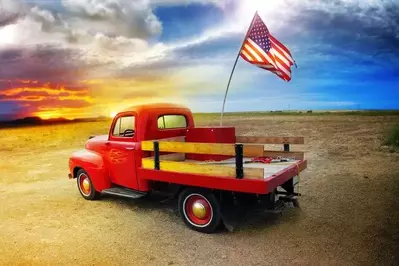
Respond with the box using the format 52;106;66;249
1;114;398;265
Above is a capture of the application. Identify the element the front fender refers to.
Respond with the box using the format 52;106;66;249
69;149;110;192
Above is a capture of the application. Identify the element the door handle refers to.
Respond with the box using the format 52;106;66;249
125;147;135;150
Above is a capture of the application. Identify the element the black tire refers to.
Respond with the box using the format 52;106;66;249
178;188;221;233
76;169;100;200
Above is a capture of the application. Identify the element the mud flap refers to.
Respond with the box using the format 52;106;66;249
220;204;241;232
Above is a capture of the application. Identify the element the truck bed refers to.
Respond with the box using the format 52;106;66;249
196;157;302;179
139;136;307;194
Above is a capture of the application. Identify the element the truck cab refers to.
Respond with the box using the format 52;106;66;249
69;103;194;193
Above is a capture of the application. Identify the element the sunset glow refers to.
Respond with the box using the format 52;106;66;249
0;76;187;120
35;110;63;120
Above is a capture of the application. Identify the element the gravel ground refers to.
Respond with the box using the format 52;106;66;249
0;114;398;265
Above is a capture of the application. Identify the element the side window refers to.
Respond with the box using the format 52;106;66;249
157;115;187;129
112;116;135;137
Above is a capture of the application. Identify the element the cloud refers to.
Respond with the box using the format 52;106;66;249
0;13;19;27
0;0;397;119
150;0;225;7
0;45;87;82
0;0;176;119
61;0;162;39
0;0;173;80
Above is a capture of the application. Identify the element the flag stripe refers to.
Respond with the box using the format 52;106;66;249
276;61;291;78
271;51;291;79
270;47;291;69
245;40;269;63
255;64;275;69
272;44;294;67
269;35;291;55
240;50;253;61
260;41;291;80
247;39;278;69
243;43;264;63
269;35;294;63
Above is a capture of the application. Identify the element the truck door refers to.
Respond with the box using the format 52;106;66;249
106;114;139;190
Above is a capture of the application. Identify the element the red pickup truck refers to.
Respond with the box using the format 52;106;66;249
68;103;307;233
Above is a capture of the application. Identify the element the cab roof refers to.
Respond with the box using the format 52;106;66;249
122;102;190;114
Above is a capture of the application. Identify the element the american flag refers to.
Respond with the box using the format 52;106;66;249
240;13;295;82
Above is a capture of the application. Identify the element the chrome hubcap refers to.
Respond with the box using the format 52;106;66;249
192;201;207;219
82;178;90;192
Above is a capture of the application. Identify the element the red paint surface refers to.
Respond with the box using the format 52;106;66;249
69;149;110;192
185;127;236;161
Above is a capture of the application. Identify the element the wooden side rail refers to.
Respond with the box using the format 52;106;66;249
236;136;304;144
143;139;304;160
142;158;264;180
142;141;265;157
236;135;305;154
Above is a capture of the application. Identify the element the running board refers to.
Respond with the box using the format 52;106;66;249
102;187;147;199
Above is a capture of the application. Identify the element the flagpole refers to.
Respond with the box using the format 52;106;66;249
220;11;258;126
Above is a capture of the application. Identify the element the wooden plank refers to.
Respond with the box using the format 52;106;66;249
159;153;185;161
236;136;304;144
263;150;304;160
142;141;265;157
142;136;185;151
243;145;266;157
141;158;264;179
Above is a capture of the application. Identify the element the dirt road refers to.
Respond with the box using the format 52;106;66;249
1;114;398;265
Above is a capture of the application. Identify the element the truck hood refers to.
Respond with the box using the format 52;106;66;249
88;135;108;142
85;135;108;152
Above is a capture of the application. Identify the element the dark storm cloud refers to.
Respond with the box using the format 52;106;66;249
0;13;20;27
0;48;23;61
288;1;399;58
0;45;87;83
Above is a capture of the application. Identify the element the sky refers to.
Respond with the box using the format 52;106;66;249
0;0;398;120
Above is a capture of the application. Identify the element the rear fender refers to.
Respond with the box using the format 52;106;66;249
69;149;111;192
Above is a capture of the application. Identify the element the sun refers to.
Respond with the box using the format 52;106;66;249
110;112;117;118
35;110;62;120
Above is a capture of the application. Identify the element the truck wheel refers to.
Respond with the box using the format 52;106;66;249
178;188;221;233
77;169;100;200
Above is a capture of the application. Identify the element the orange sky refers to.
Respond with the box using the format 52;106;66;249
0;77;192;120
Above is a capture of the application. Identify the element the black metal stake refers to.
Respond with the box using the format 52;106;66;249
235;144;244;179
284;143;290;152
154;141;160;170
